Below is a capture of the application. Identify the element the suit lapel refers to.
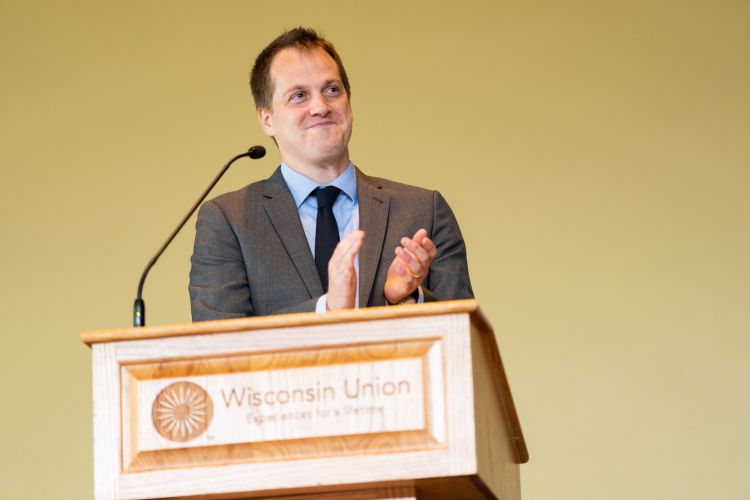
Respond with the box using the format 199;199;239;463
262;168;323;298
356;168;390;306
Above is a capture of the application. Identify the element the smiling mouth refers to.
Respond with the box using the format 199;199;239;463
308;121;336;128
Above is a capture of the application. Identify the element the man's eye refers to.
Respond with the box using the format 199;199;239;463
324;86;340;96
290;92;306;102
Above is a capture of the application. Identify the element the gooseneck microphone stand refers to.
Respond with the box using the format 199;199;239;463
133;146;267;327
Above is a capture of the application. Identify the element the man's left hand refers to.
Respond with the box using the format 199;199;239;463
384;228;436;304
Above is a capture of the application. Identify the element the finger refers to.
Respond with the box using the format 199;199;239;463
408;230;436;264
401;228;427;260
394;248;413;268
394;249;423;279
412;228;428;243
342;229;364;250
331;230;364;260
421;236;437;259
394;245;412;263
342;233;364;265
329;231;364;272
400;237;430;265
412;229;437;262
342;230;364;253
392;257;416;280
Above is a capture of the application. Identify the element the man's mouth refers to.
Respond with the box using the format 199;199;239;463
308;120;336;128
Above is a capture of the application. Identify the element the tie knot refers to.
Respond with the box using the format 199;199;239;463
314;186;341;209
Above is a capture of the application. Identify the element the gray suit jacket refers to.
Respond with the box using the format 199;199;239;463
189;166;473;321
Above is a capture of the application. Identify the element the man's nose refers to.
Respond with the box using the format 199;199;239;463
309;92;331;116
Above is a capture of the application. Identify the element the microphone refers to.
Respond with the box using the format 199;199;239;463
133;145;266;327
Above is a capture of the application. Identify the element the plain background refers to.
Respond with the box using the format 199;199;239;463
1;0;748;498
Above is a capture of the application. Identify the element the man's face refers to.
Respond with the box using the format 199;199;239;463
258;47;353;170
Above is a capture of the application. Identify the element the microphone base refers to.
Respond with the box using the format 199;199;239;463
133;298;145;327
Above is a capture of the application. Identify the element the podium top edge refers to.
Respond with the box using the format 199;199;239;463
81;299;486;346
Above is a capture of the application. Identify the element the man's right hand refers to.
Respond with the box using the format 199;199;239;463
326;230;365;310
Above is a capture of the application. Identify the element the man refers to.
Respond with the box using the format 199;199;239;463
189;27;472;320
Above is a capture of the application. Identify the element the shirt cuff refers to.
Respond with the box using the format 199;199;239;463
386;287;423;306
315;294;328;313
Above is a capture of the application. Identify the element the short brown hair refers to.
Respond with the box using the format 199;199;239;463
250;27;351;110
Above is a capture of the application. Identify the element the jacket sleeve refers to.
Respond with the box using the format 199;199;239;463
421;190;474;302
189;200;255;321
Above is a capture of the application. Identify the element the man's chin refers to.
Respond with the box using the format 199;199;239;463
308;135;348;154
308;127;345;142
307;145;349;166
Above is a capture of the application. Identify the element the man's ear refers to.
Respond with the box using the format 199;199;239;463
257;107;274;136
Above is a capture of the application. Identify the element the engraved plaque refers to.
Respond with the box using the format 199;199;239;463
120;339;445;472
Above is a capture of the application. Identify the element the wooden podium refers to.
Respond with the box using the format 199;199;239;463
81;300;528;500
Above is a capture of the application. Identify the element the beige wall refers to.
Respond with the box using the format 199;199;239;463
1;0;748;498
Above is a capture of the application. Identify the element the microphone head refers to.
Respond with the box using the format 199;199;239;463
247;145;266;159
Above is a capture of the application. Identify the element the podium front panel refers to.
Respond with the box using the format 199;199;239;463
90;312;480;499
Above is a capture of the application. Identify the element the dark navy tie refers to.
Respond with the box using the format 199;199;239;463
314;186;341;290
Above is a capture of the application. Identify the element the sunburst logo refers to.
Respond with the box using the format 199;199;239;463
151;381;213;442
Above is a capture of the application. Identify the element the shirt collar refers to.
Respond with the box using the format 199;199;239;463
280;161;358;208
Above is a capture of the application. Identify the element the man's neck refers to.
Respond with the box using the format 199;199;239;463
282;153;351;185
